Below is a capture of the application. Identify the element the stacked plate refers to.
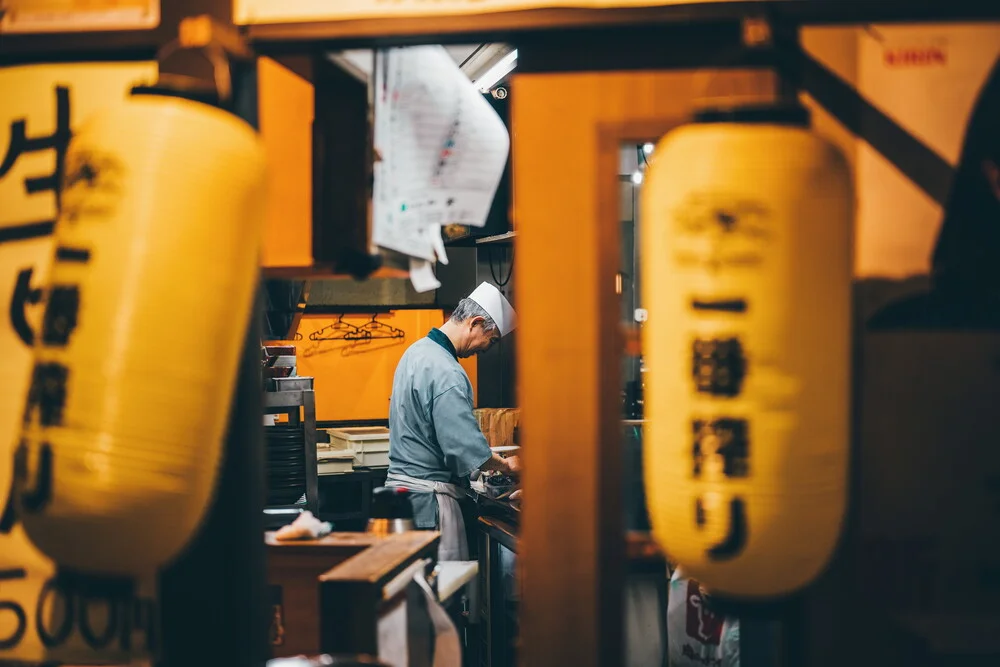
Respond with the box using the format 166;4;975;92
266;425;307;506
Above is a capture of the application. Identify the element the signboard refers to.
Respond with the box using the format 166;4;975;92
235;0;742;25
0;0;159;34
0;61;159;665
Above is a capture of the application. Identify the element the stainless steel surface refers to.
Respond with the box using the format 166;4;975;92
366;517;415;536
272;376;315;391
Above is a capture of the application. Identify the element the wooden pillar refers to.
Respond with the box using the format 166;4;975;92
513;68;778;667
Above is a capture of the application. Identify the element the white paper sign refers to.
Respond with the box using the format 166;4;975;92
372;46;509;267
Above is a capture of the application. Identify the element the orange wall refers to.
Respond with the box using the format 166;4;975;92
267;310;477;422
259;56;314;269
801;23;1000;278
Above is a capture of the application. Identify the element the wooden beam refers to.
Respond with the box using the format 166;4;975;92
0;0;234;64
513;67;778;667
245;1;1000;53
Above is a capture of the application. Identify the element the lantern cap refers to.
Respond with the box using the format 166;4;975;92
693;103;810;127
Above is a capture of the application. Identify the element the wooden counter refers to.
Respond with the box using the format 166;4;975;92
267;530;439;658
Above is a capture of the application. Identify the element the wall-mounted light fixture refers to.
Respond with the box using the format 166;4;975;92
475;49;518;93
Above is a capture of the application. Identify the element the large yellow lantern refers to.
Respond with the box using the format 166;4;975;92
15;90;266;577
641;104;853;597
1;61;161;665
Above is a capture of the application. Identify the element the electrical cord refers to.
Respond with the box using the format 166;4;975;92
488;245;514;288
637;145;650;170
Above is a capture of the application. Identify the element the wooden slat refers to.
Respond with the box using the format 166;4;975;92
513;68;778;667
319;531;439;584
318;531;439;658
267;530;438;658
267;542;365;658
262;265;411;280
266;530;383;548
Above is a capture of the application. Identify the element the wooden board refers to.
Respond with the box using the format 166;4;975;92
267;530;439;657
319;531;439;584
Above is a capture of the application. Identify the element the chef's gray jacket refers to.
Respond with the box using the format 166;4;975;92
387;328;492;528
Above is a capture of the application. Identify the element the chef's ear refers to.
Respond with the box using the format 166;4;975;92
469;315;486;330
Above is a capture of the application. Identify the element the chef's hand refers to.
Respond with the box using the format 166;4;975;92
502;455;522;475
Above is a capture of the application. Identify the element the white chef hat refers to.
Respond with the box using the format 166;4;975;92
468;282;517;337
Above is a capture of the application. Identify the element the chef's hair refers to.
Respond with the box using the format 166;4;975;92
450;298;498;333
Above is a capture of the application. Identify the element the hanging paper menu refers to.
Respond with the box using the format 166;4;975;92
372;46;510;263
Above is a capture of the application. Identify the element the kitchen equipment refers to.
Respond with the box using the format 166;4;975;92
482;473;517;500
264;366;295;380
328;427;391;468
317;450;355;475
266;425;308;505
272;376;314;391
366;486;415;536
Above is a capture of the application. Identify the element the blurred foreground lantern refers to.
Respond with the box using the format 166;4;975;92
641;104;853;597
0;61;160;664
14;61;266;577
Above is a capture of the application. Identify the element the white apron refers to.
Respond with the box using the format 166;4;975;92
386;472;469;561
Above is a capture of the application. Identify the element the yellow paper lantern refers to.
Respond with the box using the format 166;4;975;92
14;91;266;577
641;105;853;597
0;61;161;664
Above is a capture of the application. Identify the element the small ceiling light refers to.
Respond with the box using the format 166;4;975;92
631;170;644;185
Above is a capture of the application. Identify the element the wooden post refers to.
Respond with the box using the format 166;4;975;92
513;68;778;667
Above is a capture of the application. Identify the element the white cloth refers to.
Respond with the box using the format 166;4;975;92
272;511;332;541
414;568;462;667
386;472;469;561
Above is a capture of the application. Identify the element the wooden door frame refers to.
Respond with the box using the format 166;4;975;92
512;69;778;666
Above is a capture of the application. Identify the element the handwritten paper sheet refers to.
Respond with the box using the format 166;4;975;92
409;257;442;293
372;45;510;277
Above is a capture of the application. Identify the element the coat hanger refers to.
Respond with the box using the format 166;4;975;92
357;313;406;340
309;314;371;341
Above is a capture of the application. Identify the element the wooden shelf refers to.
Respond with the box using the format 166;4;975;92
4;2;997;64
477;231;517;245
262;265;411;280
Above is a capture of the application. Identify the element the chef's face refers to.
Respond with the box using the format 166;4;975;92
461;317;501;357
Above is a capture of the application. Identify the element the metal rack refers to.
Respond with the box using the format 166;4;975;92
263;389;320;526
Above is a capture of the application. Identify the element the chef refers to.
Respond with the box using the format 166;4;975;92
386;282;521;561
